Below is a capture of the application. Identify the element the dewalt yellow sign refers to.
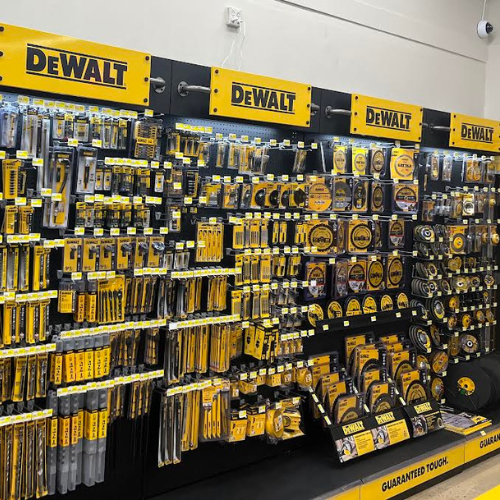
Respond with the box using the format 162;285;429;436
0;23;151;105
210;67;312;127
351;94;423;142
450;113;500;152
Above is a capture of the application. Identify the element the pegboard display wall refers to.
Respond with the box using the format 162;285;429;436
0;53;497;500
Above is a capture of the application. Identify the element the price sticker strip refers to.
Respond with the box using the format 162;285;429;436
56;370;164;397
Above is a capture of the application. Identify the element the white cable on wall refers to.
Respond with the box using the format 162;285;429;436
221;20;246;69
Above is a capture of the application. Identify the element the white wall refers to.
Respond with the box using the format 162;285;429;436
484;0;500;119
1;0;491;116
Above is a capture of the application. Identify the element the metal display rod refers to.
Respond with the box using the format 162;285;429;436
178;81;211;97
325;106;352;117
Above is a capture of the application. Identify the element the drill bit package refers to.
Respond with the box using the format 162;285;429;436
67;393;81;492
199;380;230;442
37;112;51;187
82;389;106;487
0;104;19;148
209;324;231;373
215;141;228;168
11;420;26;500
43;148;74;229
95;388;108;483
73;114;90;143
97;276;125;324
292;148;307;173
2;159;22;200
35;412;49;498
75;147;97;194
20;107;39;157
159;390;184;466
251;145;270;174
195;222;224;262
52;111;73;141
133;118;162;160
57;393;71;494
47;392;58;495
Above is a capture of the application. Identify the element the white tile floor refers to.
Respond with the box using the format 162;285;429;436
409;453;500;499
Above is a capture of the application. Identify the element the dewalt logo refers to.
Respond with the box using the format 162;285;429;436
366;106;412;132
231;82;296;115
351;94;423;142
450;113;500;152
342;421;365;435
461;123;494;144
210;67;311;127
0;23;150;105
375;412;395;425
26;44;128;89
414;402;432;414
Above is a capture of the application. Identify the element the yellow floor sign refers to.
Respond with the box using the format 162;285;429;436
360;445;464;499
476;484;500;499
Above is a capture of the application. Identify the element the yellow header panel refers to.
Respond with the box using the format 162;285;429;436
210;67;312;127
0;23;151;106
351;94;423;142
450;113;500;153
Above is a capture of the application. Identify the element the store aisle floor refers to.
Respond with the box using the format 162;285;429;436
409;454;500;500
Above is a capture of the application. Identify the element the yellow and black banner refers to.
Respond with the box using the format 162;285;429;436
351;94;423;142
465;426;500;463
0;23;151;105
450;113;500;153
360;445;464;498
210;67;312;127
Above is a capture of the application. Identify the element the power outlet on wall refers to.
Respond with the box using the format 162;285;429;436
226;6;243;28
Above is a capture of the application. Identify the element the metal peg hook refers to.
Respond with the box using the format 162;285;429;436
178;81;211;97
150;77;166;94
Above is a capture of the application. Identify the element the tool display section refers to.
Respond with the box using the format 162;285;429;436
410;150;499;409
1;88;495;497
0;24;498;499
267;130;444;463
0;90;173;500
0;88;327;499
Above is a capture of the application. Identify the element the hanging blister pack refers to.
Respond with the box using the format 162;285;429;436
73;114;90;143
20;107;39;157
2;159;21;200
75;147;97;194
133;118;162;160
38;112;51;192
293;148;307;173
43;148;73;228
52;111;74;142
0;104;19;148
